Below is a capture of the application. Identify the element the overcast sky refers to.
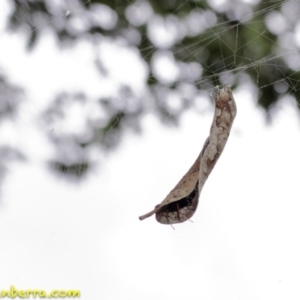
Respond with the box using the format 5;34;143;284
1;1;300;300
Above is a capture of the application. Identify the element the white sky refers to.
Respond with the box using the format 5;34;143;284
1;1;300;300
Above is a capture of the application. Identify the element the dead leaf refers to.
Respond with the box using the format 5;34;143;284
139;86;237;225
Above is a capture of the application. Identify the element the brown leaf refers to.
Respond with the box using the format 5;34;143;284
139;86;237;225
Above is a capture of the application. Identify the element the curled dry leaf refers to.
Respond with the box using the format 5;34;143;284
139;86;237;224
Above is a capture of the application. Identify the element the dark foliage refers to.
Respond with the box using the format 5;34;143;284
2;0;300;180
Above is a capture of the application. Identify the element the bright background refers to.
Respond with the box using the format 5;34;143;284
1;1;300;299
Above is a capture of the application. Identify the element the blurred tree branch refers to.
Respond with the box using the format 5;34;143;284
1;0;300;180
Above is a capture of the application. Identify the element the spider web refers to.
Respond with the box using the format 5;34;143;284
1;0;299;181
